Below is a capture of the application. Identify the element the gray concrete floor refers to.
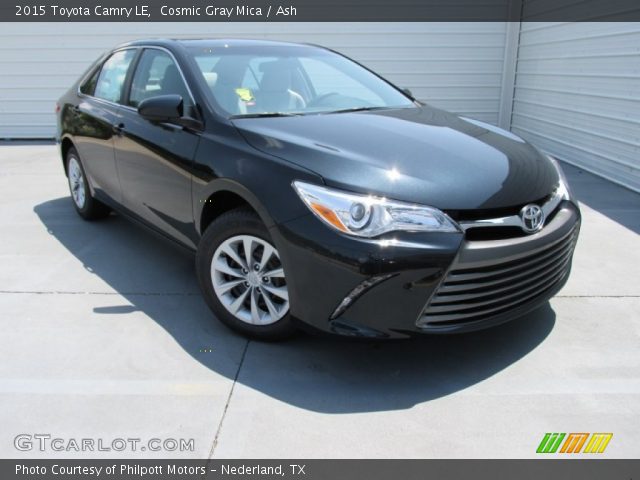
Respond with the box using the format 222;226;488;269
0;144;638;458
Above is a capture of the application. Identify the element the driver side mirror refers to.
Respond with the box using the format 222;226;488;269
402;88;414;99
138;94;183;122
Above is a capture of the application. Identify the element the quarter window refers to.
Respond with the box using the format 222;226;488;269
80;67;100;96
93;49;136;103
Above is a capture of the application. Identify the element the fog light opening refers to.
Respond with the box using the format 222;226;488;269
329;273;395;320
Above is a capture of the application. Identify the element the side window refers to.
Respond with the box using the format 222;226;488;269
129;49;193;112
93;49;136;103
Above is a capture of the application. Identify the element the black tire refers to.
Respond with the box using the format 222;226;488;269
65;147;111;220
196;208;297;341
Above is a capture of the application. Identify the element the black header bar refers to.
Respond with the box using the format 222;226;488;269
4;0;640;22
4;459;640;480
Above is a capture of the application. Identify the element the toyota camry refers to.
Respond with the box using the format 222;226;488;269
57;39;581;339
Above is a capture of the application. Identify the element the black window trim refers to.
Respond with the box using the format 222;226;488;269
121;48;143;108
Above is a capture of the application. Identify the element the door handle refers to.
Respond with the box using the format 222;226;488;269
113;123;125;136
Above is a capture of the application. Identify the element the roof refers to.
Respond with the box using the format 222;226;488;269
118;38;321;50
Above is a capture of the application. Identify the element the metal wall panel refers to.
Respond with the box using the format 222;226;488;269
0;22;508;138
511;22;640;192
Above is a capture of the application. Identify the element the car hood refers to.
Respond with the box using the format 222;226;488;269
232;106;559;210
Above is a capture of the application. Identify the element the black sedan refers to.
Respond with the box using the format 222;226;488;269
57;38;580;340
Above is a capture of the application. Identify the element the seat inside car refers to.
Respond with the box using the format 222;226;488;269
210;59;248;116
257;60;306;113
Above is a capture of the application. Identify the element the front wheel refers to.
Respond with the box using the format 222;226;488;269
196;208;296;340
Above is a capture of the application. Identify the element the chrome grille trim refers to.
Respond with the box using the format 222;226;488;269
418;225;578;328
457;187;563;232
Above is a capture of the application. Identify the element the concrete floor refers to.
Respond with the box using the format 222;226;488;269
0;144;638;459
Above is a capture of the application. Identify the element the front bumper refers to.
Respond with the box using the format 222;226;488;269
270;200;581;339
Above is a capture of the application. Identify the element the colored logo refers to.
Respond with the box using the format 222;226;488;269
536;433;612;454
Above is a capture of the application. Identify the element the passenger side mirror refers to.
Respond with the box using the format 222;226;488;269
402;88;414;99
138;94;184;122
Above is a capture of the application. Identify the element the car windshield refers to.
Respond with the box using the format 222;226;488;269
186;43;415;118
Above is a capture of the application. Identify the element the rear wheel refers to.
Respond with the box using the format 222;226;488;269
66;148;110;220
196;208;296;340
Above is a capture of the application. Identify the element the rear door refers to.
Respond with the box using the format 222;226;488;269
113;47;201;247
72;48;137;205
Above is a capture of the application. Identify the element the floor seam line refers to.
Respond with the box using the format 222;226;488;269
208;339;250;460
0;290;200;296
556;295;640;298
1;291;639;299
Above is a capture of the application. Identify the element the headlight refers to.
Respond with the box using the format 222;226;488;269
292;181;460;237
547;155;573;200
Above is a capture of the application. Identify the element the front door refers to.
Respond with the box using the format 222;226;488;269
113;48;200;247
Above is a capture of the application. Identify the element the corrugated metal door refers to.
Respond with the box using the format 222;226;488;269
511;22;640;192
0;22;508;138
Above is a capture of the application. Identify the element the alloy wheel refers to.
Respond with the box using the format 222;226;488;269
211;234;289;325
67;156;86;209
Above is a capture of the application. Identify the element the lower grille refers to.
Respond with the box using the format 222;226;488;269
418;226;579;328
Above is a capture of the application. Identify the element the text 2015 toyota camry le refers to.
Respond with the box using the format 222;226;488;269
57;39;580;340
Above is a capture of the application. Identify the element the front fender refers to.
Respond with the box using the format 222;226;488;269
190;129;324;242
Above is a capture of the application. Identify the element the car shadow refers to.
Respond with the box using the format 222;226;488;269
34;197;555;413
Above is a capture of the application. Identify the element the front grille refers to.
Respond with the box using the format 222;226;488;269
418;226;578;328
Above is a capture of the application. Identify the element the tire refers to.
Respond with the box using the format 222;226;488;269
65;147;111;220
196;208;297;340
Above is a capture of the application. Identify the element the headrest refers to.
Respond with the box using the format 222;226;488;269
260;61;293;92
161;65;182;88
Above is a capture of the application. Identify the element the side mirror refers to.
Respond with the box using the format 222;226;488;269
402;88;414;99
138;94;183;122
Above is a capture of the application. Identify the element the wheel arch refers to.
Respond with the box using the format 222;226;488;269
197;179;276;238
60;135;76;175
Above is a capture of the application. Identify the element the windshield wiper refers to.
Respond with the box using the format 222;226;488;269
325;106;391;114
231;107;392;119
230;112;302;119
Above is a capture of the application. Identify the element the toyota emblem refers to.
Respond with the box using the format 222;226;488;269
520;204;545;234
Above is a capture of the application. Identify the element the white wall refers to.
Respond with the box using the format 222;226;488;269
0;22;508;138
510;22;640;192
1;21;639;192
